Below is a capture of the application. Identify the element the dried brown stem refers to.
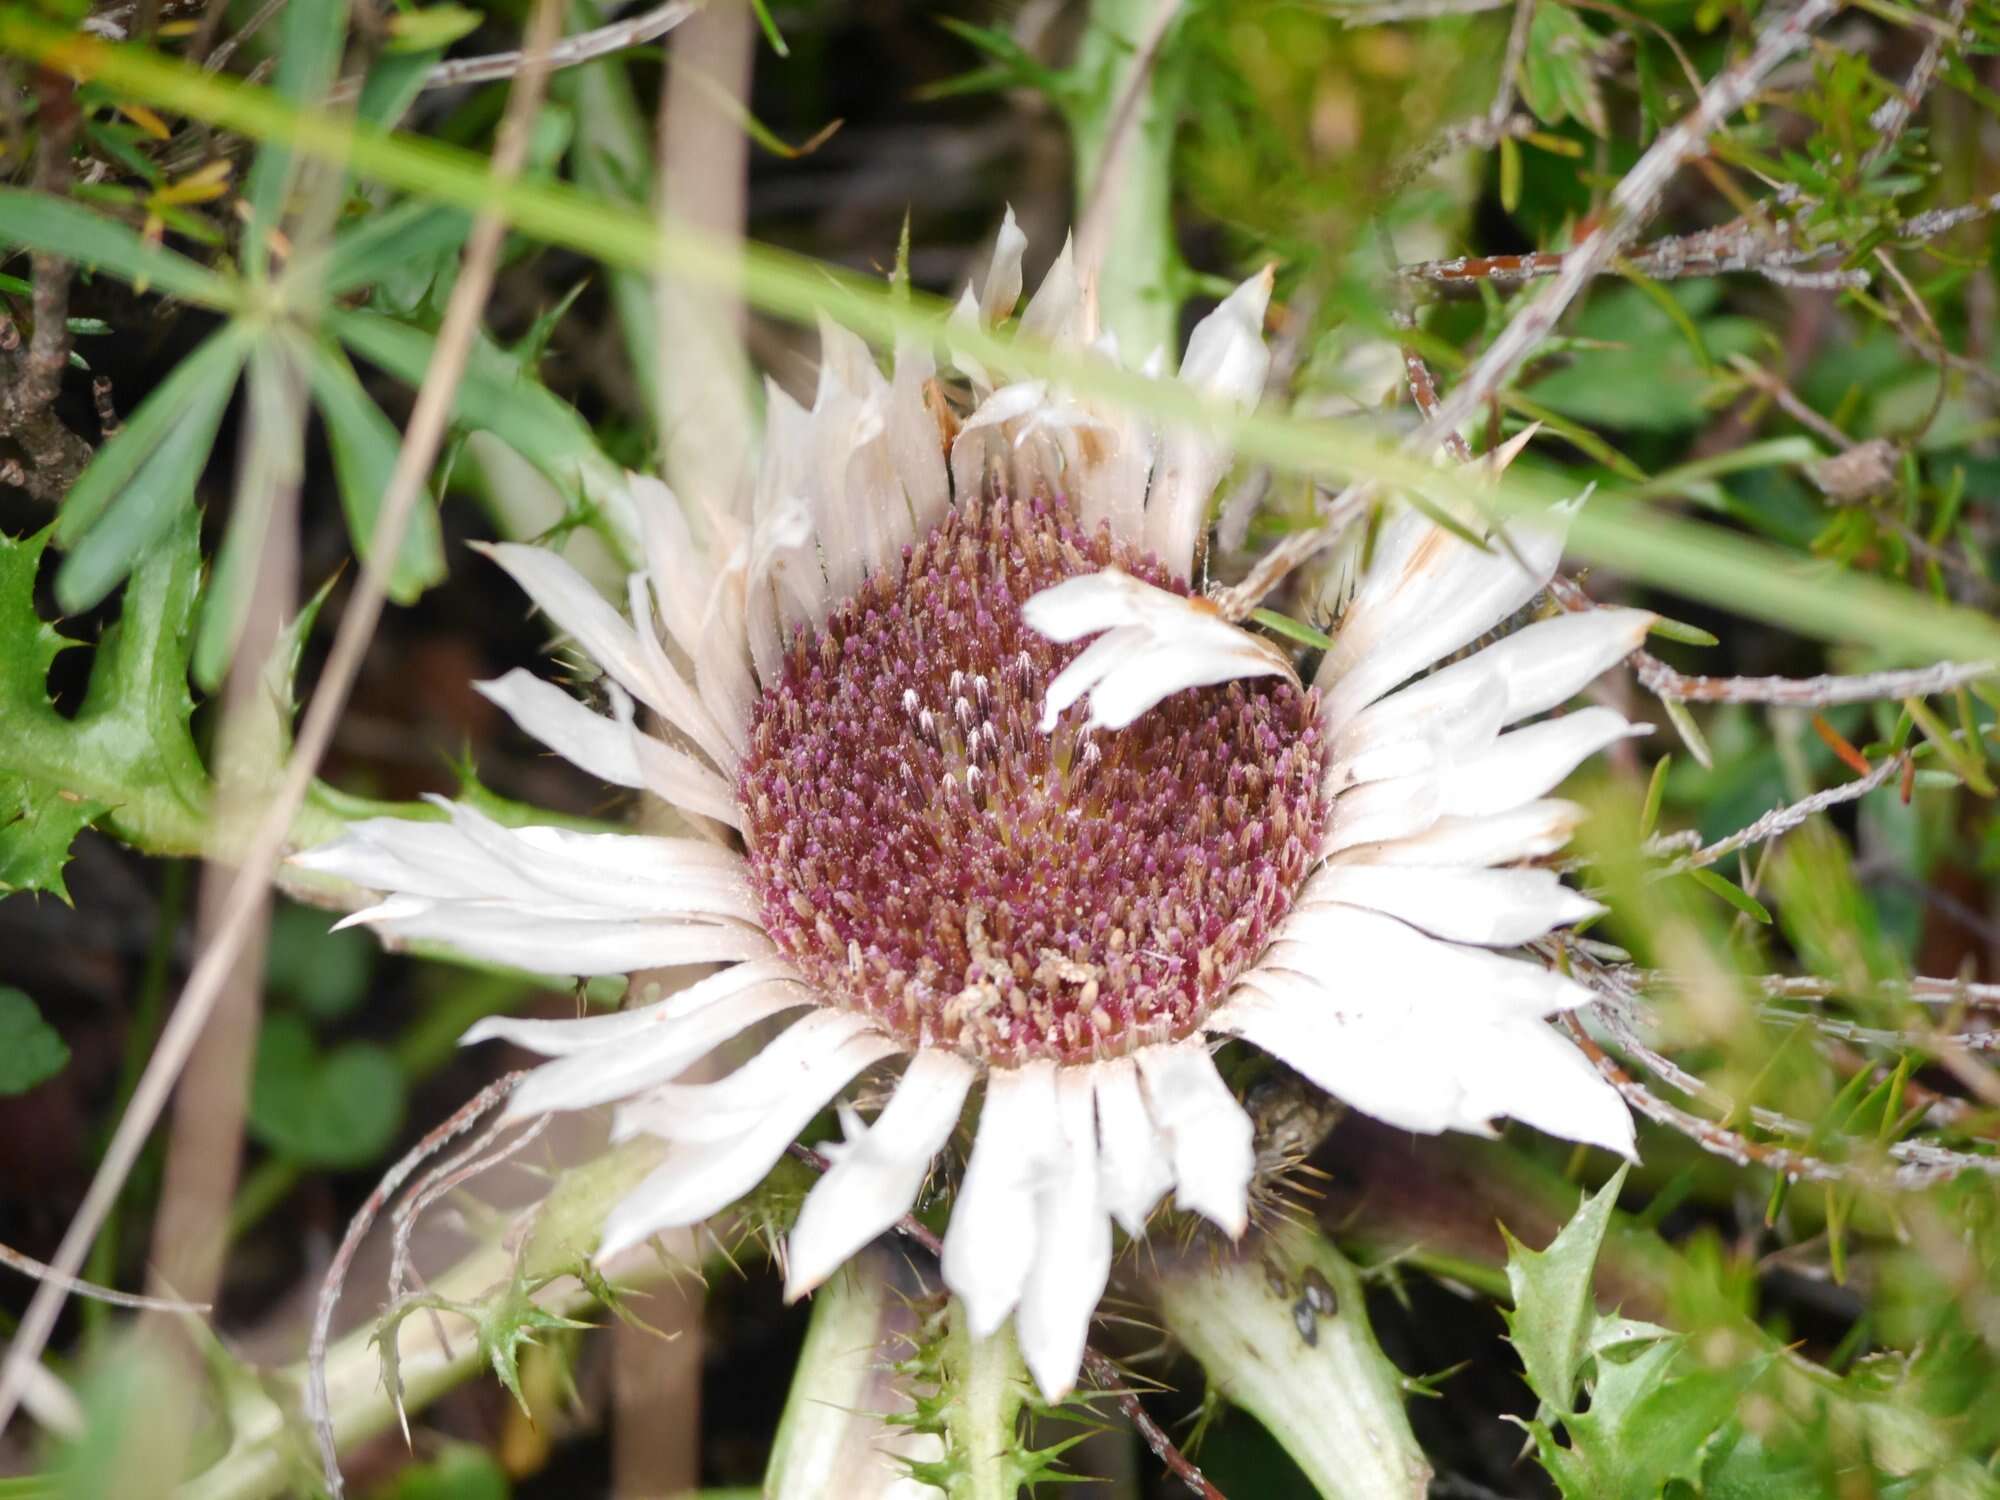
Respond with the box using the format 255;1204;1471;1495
0;68;94;501
0;1241;211;1313
1401;345;1473;463
1402;218;1867;292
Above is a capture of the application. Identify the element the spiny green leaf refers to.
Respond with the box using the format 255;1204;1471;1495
0;515;210;889
0;777;109;902
1501;1164;1631;1413
1543;1338;1768;1499
475;1275;595;1421
0;987;70;1094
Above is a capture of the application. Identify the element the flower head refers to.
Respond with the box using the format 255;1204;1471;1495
298;216;1648;1402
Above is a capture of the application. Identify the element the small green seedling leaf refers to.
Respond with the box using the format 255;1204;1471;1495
0;987;70;1094
249;1014;405;1168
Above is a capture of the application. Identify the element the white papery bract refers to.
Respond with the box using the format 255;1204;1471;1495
297;214;1646;1405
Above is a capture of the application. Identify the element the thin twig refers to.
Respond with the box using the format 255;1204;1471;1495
1211;483;1375;620
1636;656;1992;705
383;1111;551;1406
1336;0;1512;25
1489;0;1535;130
200;0;286;74
1402;343;1473;462
1402;218;1865;292
1863;0;1969;168
1555;1012;1976;1188
1413;0;1843;450
0;0;565;1440
785;1143;1228;1500
323;0;695;102
1667;754;1906;870
308;1073;529;1494
0;68;94;500
0;1242;212;1313
1897;191;2000;242
1553;942;2000;1184
1549;572;1993;703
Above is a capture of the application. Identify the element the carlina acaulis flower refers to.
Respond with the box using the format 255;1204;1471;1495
296;211;1648;1404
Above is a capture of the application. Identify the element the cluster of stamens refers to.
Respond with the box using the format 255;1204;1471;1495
738;494;1327;1066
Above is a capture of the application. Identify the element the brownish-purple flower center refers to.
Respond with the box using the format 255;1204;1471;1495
738;495;1327;1066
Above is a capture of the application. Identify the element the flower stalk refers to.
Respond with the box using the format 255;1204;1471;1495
765;1249;938;1498
1154;1220;1431;1500
1071;0;1186;360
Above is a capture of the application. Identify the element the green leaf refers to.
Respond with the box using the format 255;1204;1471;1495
329;307;630;526
56;344;241;613
0;187;235;308
384;4;481;53
1688;866;1774;924
53;323;252;609
248;1013;404;1168
0;776;108;901
1519;1;1611;137
311;197;470;298
1529;284;1761;434
265;901;375;1020
379;1442;511;1500
0;987;70;1094
0;516;211;880
1502;1164;1630;1414
353;47;444;132
240;0;350;277
1541;1337;1767;1499
298;333;447;602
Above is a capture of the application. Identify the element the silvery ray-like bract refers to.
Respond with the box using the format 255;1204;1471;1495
296;213;1651;1404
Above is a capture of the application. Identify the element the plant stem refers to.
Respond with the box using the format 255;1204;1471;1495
1154;1222;1431;1500
764;1249;934;1498
941;1302;1033;1500
1071;0;1185;360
